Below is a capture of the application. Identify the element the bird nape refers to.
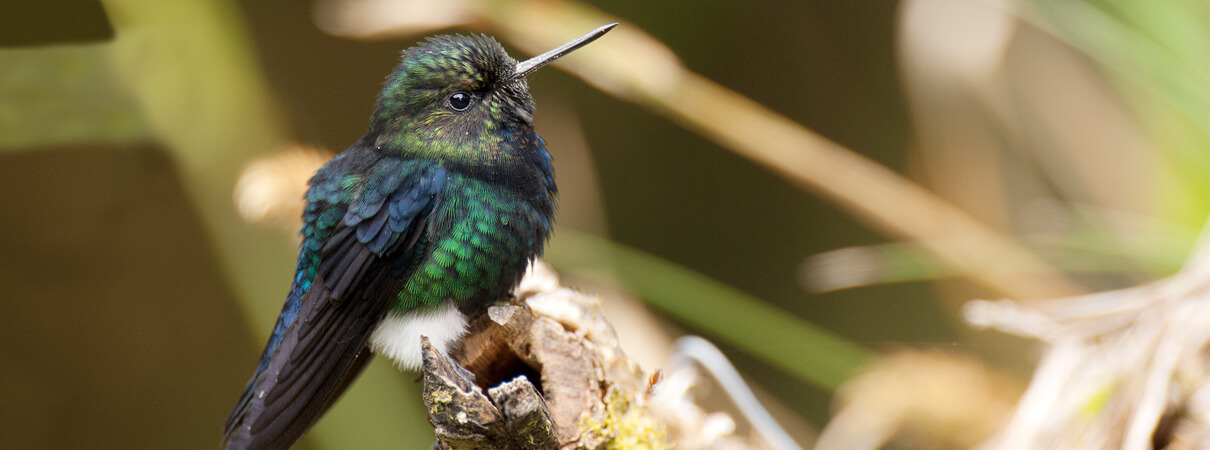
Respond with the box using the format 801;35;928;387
221;23;617;450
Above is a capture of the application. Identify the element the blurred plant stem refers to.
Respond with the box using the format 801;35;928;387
318;0;1086;300
548;231;871;391
95;0;430;447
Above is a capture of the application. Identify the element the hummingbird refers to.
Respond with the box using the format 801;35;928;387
221;24;617;450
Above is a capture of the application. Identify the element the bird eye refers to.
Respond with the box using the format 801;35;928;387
448;92;472;111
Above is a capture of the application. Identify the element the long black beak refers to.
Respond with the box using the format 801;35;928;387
510;23;618;81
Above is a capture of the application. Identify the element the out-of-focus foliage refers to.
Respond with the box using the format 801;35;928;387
1023;0;1209;235
1;0;1205;448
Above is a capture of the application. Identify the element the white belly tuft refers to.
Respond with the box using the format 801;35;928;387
369;305;468;370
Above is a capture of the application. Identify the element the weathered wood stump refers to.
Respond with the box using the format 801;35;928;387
420;262;664;449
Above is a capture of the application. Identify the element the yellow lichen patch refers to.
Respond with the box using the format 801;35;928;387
580;391;670;450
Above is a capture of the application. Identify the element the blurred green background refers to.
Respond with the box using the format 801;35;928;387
1;0;1205;448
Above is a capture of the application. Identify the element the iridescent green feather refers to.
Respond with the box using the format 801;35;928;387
398;174;544;312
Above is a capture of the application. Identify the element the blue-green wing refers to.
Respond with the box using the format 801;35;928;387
222;150;446;450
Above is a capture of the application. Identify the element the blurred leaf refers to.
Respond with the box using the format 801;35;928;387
548;231;871;391
802;211;1198;293
1100;0;1208;75
0;45;147;150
